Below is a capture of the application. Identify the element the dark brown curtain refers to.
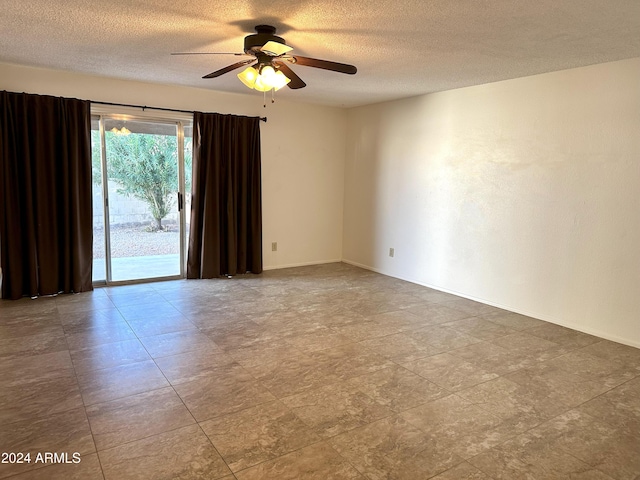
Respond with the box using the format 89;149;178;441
187;112;262;278
0;91;93;299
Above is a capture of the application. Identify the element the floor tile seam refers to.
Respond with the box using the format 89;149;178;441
0;312;63;326
0;398;90;430
0;458;72;480
119;316;198;337
98;305;200;391
437;327;516;344
453;400;575;453
63;316;134;337
69;344;160;376
64;343;105;479
466;420;618;480
193;422;236;478
0;326;66;342
287;357;394;388
446;347;584;381
185;390;278;425
275;377;397;415
61;307;124;333
325;413;468;479
454;372;507;392
56;305;117;316
463;438;536;477
387;347;447;366
465;405;610;472
561;344;640;377
127;330;210;429
154;287;194;304
228;438;353;477
567;390;640;433
0;355;75;383
0;344;76;365
114;300;184;322
463;452;499;480
481;317;540;333
385;357;462;387
145;342;227;361
158;352;269;386
109;294;165;307
396;355;508;390
530;351;637;392
256;373;349;404
196;397;297;427
93;449;108;480
80;381;174;409
482;340;575;366
426;460;488;480
560;449;619;480
454;376;566;419
197;406;312;476
399;328;488;352
540;361;633;392
71;352;154;377
195;320;266;340
124;315;196;329
92;421;198;456
285;400;398;441
605;372;640;390
397;390;511;435
325;410;409;437
321;438;378;479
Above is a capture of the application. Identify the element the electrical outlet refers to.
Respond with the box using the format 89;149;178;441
272;242;278;252
389;247;394;257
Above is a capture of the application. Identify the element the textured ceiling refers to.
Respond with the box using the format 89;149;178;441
1;0;639;107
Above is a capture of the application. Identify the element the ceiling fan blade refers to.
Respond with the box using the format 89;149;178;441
274;62;306;89
202;59;255;79
289;56;357;74
171;52;246;56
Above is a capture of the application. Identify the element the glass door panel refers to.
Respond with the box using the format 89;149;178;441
102;118;182;282
183;124;193;266
91;116;107;283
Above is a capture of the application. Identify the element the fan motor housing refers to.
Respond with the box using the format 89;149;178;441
244;25;287;54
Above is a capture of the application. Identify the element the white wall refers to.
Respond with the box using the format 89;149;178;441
0;62;347;270
343;57;640;347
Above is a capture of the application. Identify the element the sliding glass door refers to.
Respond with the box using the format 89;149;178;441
91;112;191;284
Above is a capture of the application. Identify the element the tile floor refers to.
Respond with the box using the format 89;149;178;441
1;262;639;479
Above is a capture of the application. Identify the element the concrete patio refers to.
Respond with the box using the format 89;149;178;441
93;253;182;283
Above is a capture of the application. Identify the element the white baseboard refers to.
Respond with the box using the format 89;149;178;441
263;259;343;271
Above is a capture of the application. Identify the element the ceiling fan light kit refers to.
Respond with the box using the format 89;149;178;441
238;63;291;92
110;126;131;136
174;25;357;102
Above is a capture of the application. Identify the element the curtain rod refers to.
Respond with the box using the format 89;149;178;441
91;100;267;122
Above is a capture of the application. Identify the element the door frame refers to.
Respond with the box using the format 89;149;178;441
91;106;192;286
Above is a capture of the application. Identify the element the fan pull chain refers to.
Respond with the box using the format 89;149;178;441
263;90;266;108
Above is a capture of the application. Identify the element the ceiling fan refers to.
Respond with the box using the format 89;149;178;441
172;25;357;92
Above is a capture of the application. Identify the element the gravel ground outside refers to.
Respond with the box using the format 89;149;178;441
93;224;185;258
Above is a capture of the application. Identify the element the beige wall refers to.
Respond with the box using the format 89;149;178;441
343;57;640;347
0;62;347;270
3;58;640;348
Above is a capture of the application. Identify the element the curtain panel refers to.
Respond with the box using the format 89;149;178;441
0;91;93;299
187;112;262;278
